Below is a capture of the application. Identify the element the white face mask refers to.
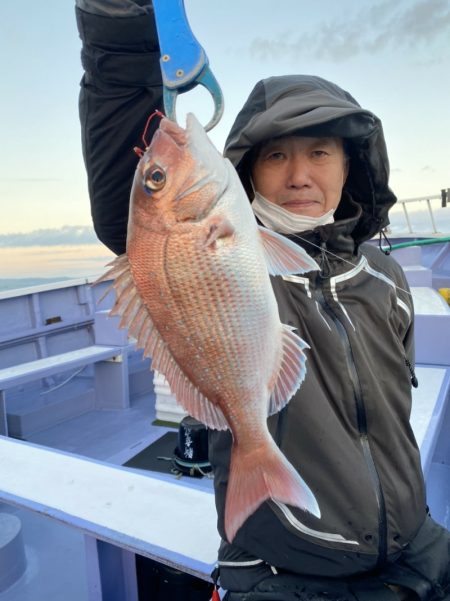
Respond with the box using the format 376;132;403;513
251;191;335;234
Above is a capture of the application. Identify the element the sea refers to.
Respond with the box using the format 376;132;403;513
0;243;114;293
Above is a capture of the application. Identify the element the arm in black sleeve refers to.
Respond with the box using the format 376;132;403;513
76;4;163;255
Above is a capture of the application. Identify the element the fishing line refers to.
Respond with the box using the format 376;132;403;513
288;232;414;299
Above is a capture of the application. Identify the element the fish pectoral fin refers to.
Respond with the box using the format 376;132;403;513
258;226;319;276
203;216;235;249
268;324;309;416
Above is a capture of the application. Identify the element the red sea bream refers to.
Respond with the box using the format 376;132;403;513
97;114;321;541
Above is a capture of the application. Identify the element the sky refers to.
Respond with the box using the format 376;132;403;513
1;0;449;246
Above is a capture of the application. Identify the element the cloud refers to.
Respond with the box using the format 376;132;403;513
421;165;436;172
249;0;450;62
0;225;99;247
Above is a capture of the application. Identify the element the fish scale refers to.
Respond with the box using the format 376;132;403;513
163;231;271;411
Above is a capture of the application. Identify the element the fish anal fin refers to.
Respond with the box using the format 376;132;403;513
137;322;228;429
225;439;320;542
268;324;309;416
164;361;229;431
258;226;319;276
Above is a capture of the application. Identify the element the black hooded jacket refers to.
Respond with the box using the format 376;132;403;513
209;75;427;577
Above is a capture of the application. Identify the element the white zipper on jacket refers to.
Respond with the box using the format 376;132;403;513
313;268;388;565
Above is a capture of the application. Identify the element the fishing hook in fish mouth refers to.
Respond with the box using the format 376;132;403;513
133;110;166;157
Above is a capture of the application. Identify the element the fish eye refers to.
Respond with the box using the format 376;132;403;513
143;165;166;192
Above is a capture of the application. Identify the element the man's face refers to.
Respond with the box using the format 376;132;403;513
251;136;348;218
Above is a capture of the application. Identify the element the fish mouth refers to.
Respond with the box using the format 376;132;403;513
159;117;188;147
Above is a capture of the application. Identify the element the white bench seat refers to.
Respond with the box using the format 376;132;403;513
0;345;129;436
0;345;121;389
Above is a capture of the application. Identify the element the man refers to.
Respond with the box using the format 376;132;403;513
76;2;450;599
211;75;450;600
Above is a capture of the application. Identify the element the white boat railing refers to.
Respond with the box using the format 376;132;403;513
388;188;449;235
0;436;219;601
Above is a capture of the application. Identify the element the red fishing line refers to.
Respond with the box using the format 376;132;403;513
133;109;165;157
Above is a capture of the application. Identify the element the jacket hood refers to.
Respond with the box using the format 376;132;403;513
224;75;397;245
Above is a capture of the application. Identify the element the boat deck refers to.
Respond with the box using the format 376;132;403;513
28;390;165;465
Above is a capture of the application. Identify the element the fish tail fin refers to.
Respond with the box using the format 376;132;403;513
224;440;320;542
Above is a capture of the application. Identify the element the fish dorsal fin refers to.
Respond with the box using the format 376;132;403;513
258;226;319;276
268;324;309;416
94;255;229;431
